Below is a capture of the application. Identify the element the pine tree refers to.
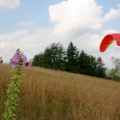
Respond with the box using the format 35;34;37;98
65;42;79;72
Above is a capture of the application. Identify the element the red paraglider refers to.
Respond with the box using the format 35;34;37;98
100;33;120;52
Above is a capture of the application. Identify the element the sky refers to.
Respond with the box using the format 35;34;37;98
0;0;120;69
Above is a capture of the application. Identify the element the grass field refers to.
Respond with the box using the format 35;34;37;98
1;64;120;120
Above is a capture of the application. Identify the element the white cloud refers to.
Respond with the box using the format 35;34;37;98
49;0;103;34
0;0;20;10
0;28;62;63
49;0;120;35
104;8;120;22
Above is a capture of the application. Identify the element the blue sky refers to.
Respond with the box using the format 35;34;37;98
0;0;120;69
0;0;63;32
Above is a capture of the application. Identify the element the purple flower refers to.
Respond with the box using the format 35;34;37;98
10;52;20;68
22;55;32;68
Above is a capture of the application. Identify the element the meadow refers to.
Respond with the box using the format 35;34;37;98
0;64;120;120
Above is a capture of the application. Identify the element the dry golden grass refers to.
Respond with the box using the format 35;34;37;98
1;64;120;120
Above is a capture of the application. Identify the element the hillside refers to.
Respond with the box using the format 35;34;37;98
0;64;120;120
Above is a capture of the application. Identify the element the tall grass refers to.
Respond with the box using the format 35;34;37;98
1;64;120;120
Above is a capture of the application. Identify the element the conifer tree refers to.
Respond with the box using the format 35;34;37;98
65;42;79;72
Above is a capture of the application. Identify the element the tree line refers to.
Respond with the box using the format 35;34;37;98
32;42;106;78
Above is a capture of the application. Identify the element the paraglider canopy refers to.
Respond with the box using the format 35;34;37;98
100;33;120;52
